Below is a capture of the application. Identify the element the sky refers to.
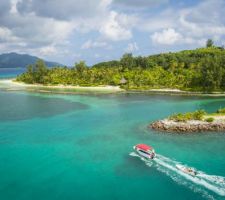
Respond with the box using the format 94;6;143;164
0;0;225;66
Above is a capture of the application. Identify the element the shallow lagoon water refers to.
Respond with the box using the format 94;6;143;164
0;90;225;200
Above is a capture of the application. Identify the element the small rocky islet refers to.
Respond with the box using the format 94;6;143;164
150;109;225;133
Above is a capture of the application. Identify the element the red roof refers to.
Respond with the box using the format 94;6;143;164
136;144;152;151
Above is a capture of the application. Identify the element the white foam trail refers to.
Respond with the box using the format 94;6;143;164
154;164;215;200
154;157;225;196
197;173;225;186
130;152;225;197
158;155;225;188
129;152;139;157
129;152;152;163
156;154;225;187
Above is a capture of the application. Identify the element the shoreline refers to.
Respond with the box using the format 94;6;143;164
0;79;124;93
127;88;225;96
150;115;225;133
2;79;225;96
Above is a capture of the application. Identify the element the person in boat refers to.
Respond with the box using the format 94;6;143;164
185;168;197;175
150;153;155;159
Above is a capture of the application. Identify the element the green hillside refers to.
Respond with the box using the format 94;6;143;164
17;46;225;92
0;52;62;68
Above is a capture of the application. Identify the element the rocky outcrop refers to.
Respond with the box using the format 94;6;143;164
150;119;225;133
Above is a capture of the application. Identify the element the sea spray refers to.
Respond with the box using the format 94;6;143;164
130;152;225;198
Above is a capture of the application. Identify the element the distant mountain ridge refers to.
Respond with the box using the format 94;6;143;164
0;52;62;68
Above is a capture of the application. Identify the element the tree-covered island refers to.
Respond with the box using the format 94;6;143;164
151;108;225;133
17;41;225;92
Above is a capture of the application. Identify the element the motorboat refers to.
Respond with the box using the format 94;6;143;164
176;164;197;176
133;144;155;159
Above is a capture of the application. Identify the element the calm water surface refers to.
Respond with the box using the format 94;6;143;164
0;85;225;199
0;68;25;79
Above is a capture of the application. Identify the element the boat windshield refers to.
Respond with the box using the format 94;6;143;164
139;150;151;155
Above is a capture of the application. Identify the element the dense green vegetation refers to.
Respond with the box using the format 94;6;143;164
205;117;214;123
168;107;225;122
217;108;225;114
169;110;206;122
17;42;225;92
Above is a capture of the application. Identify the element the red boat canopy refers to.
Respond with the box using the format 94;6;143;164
136;144;152;151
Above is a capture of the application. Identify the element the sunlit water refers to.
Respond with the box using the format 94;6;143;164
0;78;225;200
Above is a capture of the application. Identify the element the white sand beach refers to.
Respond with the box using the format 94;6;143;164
0;79;124;92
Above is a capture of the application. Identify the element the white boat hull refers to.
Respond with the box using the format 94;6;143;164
133;146;155;159
176;164;196;176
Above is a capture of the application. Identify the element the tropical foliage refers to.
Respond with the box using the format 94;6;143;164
168;107;225;122
17;44;225;92
205;117;214;122
169;110;206;122
217;108;225;114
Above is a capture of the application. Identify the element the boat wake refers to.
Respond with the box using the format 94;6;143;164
129;152;225;199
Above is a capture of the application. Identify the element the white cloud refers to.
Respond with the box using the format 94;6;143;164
1;0;113;49
150;28;206;46
0;0;135;56
16;0;112;20
99;11;133;41
179;7;225;39
125;42;139;52
0;27;20;43
176;0;225;45
81;40;108;49
145;0;225;47
113;0;168;8
39;46;57;56
0;10;75;56
151;28;182;45
10;0;20;14
0;0;225;65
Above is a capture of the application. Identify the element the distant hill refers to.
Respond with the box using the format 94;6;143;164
0;52;62;68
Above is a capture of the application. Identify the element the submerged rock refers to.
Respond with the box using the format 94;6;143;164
150;119;225;133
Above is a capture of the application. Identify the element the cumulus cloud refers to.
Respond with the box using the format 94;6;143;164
17;0;112;20
0;0;135;53
0;27;19;43
81;40;108;49
1;14;74;51
0;0;137;64
151;28;182;45
125;42;139;52
39;46;58;56
0;0;225;64
99;11;134;41
183;0;225;25
0;0;77;58
113;0;168;8
147;0;225;46
178;0;225;40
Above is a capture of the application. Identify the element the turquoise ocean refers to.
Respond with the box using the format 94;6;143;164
0;68;25;79
0;71;225;200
